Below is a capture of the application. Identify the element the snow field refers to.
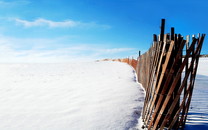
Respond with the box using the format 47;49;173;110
0;61;145;130
0;58;206;130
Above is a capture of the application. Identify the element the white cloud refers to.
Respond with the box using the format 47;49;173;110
96;48;135;54
0;0;29;7
14;18;111;29
15;18;78;28
0;35;134;63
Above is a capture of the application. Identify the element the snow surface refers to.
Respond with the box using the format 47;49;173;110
185;58;208;130
0;58;207;130
0;61;145;130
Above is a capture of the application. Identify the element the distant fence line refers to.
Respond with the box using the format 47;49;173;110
105;19;206;129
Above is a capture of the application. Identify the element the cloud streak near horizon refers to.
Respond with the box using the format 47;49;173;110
0;35;134;63
14;18;111;29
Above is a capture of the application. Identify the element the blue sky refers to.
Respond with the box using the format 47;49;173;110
0;0;207;62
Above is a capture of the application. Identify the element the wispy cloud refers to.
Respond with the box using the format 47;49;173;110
0;0;30;7
14;18;111;29
0;35;134;63
96;48;134;54
15;18;78;28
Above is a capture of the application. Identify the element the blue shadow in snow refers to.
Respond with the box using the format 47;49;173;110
184;74;208;130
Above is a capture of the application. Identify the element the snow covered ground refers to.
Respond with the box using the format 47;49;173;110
0;58;207;130
185;58;208;130
0;61;145;130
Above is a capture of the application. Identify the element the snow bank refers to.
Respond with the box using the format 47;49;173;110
0;61;145;130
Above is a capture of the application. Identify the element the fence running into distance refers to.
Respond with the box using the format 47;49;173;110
110;19;206;129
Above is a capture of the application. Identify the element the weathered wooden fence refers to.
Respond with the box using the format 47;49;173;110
112;19;205;129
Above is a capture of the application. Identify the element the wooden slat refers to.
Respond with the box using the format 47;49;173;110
161;54;196;129
160;19;165;42
142;42;159;121
152;38;196;129
147;40;175;129
159;35;205;129
180;34;205;128
179;35;190;128
168;79;195;129
171;27;175;40
146;36;185;128
144;41;167;125
153;34;158;42
169;42;203;129
142;42;163;121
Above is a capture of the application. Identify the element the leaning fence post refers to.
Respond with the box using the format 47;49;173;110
139;51;141;57
160;19;165;42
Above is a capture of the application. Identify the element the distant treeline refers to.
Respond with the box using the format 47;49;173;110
200;54;208;57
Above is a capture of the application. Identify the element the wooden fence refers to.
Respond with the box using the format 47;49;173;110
111;19;205;129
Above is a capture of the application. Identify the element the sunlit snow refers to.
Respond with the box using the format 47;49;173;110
0;61;144;130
